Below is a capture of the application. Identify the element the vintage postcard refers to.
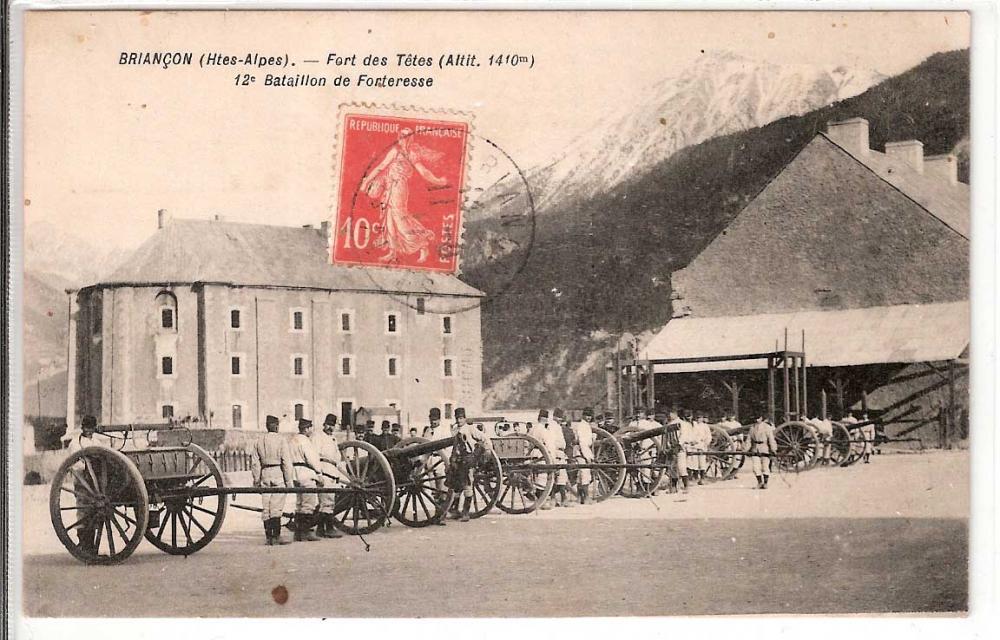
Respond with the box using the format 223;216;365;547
8;6;983;625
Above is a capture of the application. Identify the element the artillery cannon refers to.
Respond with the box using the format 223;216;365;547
382;435;502;527
49;423;396;564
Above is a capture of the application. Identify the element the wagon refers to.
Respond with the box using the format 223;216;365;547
49;424;396;564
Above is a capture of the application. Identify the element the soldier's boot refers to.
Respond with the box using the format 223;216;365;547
322;514;344;538
459;496;471;522
562;487;576;507
552;488;563;508
301;514;321;541
754;475;763;489
263;520;274;545
680;476;689;493
697;471;705;486
579;485;589;505
762;475;769;489
270;518;291;545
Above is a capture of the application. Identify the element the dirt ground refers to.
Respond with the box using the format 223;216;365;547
19;450;969;617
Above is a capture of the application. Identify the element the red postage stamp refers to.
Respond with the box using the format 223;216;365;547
332;109;470;273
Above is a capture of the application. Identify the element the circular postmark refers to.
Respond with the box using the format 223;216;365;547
339;125;536;316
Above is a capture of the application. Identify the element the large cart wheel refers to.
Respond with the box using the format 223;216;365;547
468;449;503;519
828;423;852;466
389;437;454;528
704;426;739;482
49;446;149;565
143;444;227;556
774;421;820;472
329;440;396;535
838;423;866;467
495;433;554;514
616;426;665;499
590;426;626;502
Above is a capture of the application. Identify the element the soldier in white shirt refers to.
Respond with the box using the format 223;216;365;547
250;415;295;545
288;418;324;542
859;412;876;464
676;411;698;493
571;407;597;504
311;414;347;539
744;416;778;489
690;413;713;485
808;416;834;465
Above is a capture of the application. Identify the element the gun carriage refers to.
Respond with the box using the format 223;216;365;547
49;423;396;564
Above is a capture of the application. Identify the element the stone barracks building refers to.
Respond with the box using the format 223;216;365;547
641;118;969;444
66;214;485;430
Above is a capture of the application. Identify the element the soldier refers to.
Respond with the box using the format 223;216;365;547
288;417;324;541
550;408;570;507
250;415;294;545
809;416;834;465
422;408;449;440
664;410;691;493
65;414;112;453
408;427;418;438
677;410;698;493
744;415;778;489
311;414;346;539
860;412;876;464
445;407;488;522
692;413;712;485
571;408;597;504
387;423;403;450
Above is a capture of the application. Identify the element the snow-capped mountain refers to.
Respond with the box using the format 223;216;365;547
523;50;885;212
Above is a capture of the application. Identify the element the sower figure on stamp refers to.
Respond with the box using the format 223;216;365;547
289;417;325;542
311;414;346;539
360;127;447;264
444;407;487;523
250;415;294;546
571;408;597;505
744;415;778;489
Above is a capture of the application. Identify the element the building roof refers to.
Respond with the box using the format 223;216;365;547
646;301;969;373
88;218;484;297
819;133;970;239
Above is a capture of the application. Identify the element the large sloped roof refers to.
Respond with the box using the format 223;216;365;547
646;302;969;373
820;133;970;239
89;218;484;297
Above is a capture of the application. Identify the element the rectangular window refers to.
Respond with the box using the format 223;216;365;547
231;356;241;376
387;357;398;377
161;356;174;376
442;316;453;335
294;403;305;421
444;403;453;420
230;309;241;329
340;312;352;333
387;313;398;334
232;405;243;429
293;311;304;330
161;308;174;329
293;356;305;377
340;356;353;377
416;298;426;315
443;358;453;378
162;404;174;419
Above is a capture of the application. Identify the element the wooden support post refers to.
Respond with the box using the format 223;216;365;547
767;357;776;425
820;389;828;421
782;355;791;424
647;360;656;410
801;330;808;419
947;361;957;449
793;356;801;419
862;390;868;412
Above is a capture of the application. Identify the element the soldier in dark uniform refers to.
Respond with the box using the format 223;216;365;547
445;407;487;523
387;423;402;449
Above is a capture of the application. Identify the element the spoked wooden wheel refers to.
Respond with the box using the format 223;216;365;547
828;423;852;466
143;444;227;556
329;440;396;535
616;426;665;498
468;449;503;519
704;426;739;481
495;434;554;514
590;426;626;502
838;423;866;467
390;437;454;528
49;447;149;565
774;421;820;471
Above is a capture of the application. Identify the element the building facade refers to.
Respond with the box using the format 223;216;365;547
628;118;969;442
67;216;485;430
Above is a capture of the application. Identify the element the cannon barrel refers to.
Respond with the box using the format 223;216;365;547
617;423;678;444
386;435;455;458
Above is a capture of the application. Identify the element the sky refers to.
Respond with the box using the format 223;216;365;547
21;10;970;251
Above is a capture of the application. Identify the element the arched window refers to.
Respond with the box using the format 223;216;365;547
154;290;178;332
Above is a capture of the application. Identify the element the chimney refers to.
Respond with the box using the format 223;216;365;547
924;154;958;185
885;140;924;174
213;214;225;222
826;118;870;155
320;220;331;237
157;209;169;229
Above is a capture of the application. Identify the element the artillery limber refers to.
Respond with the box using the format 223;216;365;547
50;423;396;564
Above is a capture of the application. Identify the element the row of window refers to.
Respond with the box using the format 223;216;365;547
159;355;457;379
158;307;454;335
157;400;460;429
